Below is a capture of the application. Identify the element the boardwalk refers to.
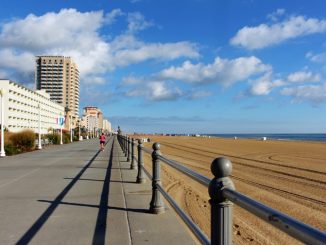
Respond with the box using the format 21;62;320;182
0;136;195;245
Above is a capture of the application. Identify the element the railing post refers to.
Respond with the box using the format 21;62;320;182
120;135;125;153
126;136;130;161
208;157;235;245
136;139;146;183
128;136;131;161
123;136;126;153
131;138;137;169
149;142;165;214
124;136;127;154
125;136;128;157
121;135;124;153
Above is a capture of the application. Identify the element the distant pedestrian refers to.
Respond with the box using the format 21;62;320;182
99;133;106;151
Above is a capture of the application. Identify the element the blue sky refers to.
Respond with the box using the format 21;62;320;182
1;0;326;133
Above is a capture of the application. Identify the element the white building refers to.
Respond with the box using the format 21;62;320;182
86;115;98;133
103;119;112;132
0;80;65;134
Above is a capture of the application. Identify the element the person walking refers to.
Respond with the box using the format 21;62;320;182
99;133;106;151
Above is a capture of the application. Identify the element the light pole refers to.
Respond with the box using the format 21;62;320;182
70;114;73;143
78;119;82;141
89;118;92;138
37;103;42;150
0;89;6;157
60;113;63;145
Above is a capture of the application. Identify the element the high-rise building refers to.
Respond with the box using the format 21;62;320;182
35;56;80;119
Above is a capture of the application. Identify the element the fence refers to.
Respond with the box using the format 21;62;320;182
117;134;326;245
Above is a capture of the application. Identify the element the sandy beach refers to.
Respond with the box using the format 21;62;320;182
139;136;326;244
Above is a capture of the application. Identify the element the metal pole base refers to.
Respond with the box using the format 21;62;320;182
150;205;165;214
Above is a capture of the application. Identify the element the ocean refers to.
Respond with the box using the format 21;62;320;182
206;134;326;142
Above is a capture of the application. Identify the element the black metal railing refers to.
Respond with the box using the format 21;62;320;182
117;134;326;245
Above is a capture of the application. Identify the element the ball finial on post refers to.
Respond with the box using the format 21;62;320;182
153;142;160;151
211;157;232;178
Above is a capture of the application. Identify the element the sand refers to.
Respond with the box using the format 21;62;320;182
138;136;326;244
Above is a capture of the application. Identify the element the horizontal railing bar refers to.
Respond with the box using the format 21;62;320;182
140;143;326;245
143;147;152;154
223;188;326;245
136;158;210;244
157;184;210;245
157;154;211;186
142;165;152;179
143;147;210;186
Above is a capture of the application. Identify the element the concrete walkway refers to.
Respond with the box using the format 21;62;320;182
0;136;196;245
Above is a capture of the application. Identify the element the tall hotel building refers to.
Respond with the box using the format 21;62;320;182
35;56;80;120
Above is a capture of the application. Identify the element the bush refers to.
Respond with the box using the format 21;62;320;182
63;133;70;144
47;133;60;145
4;139;17;155
10;130;36;152
46;132;70;144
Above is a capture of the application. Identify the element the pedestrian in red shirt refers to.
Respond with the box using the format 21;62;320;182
99;133;106;151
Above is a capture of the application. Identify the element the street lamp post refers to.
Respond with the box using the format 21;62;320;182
37;104;42;150
70;114;73;143
60;113;63;145
89;119;92;138
78;119;82;141
0;89;6;157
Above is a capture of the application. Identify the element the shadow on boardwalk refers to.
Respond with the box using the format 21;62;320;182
16;137;148;245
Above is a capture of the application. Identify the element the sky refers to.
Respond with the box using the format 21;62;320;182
0;0;326;134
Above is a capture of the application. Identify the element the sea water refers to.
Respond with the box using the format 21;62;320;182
207;134;326;142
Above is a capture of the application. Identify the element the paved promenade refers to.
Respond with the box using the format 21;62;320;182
0;136;196;245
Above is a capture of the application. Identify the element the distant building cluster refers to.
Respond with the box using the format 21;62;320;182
81;106;112;136
0;55;111;135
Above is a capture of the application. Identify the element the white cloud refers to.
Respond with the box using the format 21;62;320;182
249;73;284;95
159;56;271;86
127;12;153;33
0;9;104;51
0;8;112;79
113;41;199;67
0;8;199;85
281;83;326;104
230;15;326;50
306;51;326;63
0;49;34;73
267;9;286;22
287;71;321;83
188;90;213;100
83;76;106;85
104;9;124;25
122;76;145;85
125;81;182;101
0;69;9;79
